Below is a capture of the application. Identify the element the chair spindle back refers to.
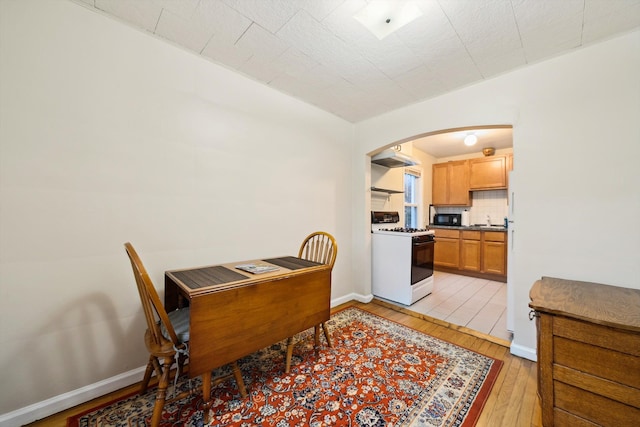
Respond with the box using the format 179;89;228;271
125;242;179;347
298;232;337;269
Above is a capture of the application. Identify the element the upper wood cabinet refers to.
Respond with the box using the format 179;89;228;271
469;155;507;190
432;163;449;204
432;160;470;206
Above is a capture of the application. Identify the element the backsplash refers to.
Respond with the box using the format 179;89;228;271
433;190;508;226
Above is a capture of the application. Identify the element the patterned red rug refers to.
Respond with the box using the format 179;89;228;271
68;307;502;427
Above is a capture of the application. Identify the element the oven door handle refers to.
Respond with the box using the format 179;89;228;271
413;241;435;247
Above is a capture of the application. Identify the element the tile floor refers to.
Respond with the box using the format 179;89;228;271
391;271;512;342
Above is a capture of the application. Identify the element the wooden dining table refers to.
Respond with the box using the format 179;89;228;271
164;255;332;420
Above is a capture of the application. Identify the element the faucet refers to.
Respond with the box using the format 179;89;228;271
486;214;491;225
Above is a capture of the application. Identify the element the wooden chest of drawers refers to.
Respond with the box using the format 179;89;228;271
529;277;640;426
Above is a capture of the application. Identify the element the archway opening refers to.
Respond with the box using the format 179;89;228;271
369;125;514;344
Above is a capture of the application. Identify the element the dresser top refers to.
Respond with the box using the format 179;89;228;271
529;276;640;332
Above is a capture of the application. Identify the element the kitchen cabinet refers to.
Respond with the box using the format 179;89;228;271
433;229;460;269
432;227;507;281
432;160;470;206
529;277;640;427
482;232;506;276
469;155;507;190
460;231;481;271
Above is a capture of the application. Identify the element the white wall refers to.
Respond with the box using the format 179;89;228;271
355;30;640;360
412;149;436;220
0;0;353;419
2;0;639;422
370;164;404;212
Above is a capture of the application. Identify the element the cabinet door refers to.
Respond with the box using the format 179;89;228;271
434;237;460;268
448;160;470;205
484;231;505;242
469;156;507;189
483;241;506;275
432;163;449;205
461;239;481;271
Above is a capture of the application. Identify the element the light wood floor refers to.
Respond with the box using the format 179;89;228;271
27;300;541;427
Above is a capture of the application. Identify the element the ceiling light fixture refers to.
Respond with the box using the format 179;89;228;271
354;1;423;40
464;134;478;146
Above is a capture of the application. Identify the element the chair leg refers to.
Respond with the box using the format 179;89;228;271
285;336;294;373
150;356;172;427
321;322;332;347
177;352;187;378
231;361;247;397
140;355;156;394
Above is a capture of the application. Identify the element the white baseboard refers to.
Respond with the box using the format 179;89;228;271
0;366;145;427
510;343;537;361
1;293;374;426
331;292;374;307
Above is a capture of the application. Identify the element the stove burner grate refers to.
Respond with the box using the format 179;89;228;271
379;227;430;233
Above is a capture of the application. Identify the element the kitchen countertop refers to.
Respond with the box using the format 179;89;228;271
429;224;507;232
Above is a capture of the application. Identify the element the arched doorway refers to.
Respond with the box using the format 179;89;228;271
369;125;513;344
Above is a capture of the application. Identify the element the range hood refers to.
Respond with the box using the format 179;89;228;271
371;149;420;168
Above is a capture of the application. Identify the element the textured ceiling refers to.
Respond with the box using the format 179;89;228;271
72;0;639;125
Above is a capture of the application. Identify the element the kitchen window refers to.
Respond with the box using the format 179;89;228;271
404;168;422;228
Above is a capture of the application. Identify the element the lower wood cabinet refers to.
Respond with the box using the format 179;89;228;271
433;229;460;268
529;277;640;427
482;231;506;276
460;231;481;271
433;228;506;281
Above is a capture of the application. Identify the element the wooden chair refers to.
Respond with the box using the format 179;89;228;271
285;232;338;372
124;243;247;427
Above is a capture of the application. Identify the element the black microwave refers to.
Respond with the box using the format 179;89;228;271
433;213;462;226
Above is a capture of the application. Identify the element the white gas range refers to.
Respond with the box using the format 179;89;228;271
371;211;435;305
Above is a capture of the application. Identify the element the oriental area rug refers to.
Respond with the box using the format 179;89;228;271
68;307;502;427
